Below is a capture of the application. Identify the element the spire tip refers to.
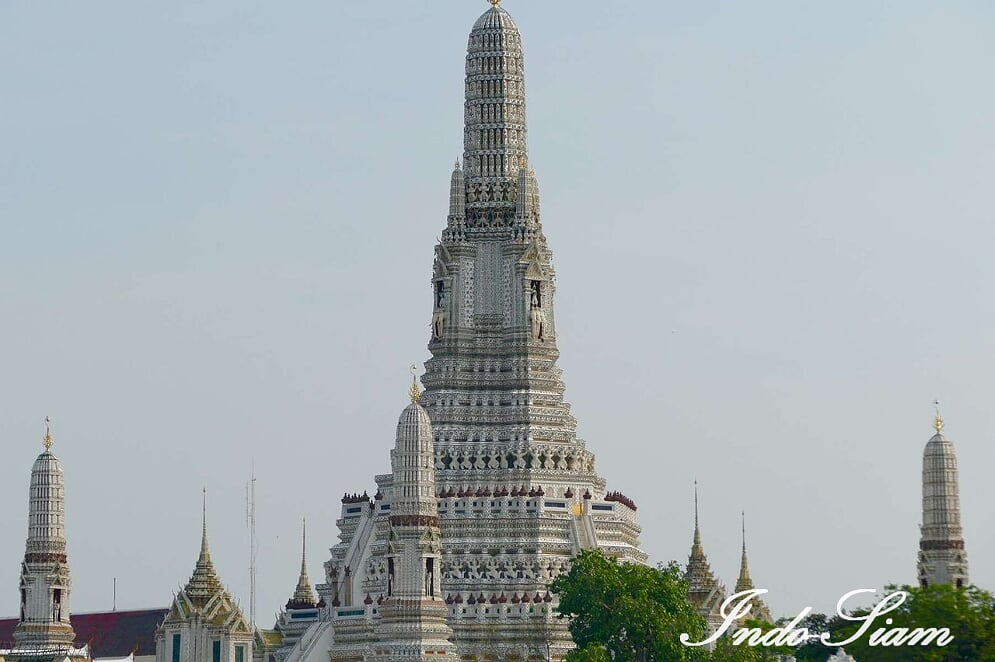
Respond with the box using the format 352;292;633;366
933;399;944;434
409;365;422;403
43;416;53;451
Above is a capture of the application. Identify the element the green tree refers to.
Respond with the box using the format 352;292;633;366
565;644;611;662
789;613;842;662
825;584;995;662
708;635;780;662
708;616;790;662
551;550;709;662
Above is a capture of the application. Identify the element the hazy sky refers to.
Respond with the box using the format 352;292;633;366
2;1;994;624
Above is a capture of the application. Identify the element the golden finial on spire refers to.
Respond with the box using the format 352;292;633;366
933;399;944;434
409;364;422;403
43;416;53;451
489;0;501;7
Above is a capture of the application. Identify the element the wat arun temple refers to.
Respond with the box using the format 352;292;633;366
312;2;648;659
0;3;972;662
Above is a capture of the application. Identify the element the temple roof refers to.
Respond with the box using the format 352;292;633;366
163;496;249;631
181;508;224;607
472;5;519;32
0;610;167;658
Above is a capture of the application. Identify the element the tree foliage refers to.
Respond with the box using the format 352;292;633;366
789;613;843;662
552;550;710;662
825;584;995;662
565;644;612;662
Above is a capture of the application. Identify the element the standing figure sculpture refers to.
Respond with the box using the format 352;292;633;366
529;287;545;340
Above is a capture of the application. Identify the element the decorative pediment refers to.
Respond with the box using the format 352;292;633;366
521;240;546;280
520;240;541;264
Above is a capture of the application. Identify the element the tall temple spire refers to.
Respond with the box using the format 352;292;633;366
157;492;253;662
323;6;645;659
14;418;77;652
288;518;316;608
200;487;210;563
732;511;772;623
734;511;757;595
692;480;702;548
183;489;224;604
918;405;969;588
684;484;726;637
687;482;710;570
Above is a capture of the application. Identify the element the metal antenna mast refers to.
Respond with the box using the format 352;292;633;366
246;466;257;628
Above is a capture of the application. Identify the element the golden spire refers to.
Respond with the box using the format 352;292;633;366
43;416;53;451
409;364;422;403
201;487;210;560
741;510;746;554
933;399;944;435
691;479;702;549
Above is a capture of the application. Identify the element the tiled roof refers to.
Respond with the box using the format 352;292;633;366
0;609;168;658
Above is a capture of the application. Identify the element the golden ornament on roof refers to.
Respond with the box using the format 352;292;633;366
409;364;422;403
43;416;53;451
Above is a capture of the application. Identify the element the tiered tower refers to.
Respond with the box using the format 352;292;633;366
421;1;646;658
685;485;726;636
12;419;78;654
917;408;969;588
366;383;458;662
319;3;645;660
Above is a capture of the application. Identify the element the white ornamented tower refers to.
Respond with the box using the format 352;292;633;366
917;408;969;588
366;382;458;662
424;2;646;658
319;4;645;661
13;419;77;653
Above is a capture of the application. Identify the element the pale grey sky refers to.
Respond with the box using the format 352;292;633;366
1;1;993;622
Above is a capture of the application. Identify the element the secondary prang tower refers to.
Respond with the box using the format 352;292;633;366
12;419;78;656
917;407;969;588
